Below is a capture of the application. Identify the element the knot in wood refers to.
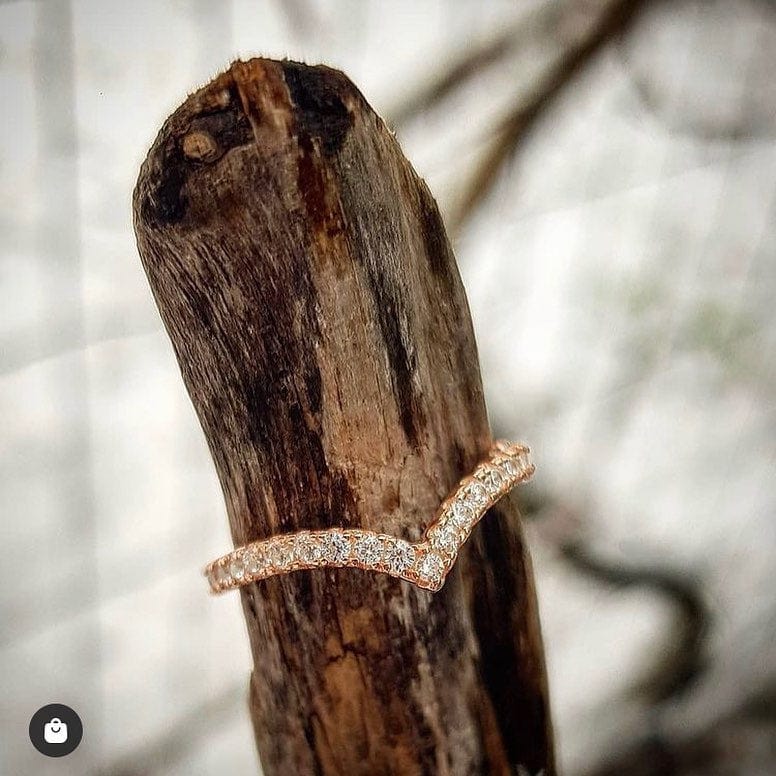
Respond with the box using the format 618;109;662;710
182;130;219;162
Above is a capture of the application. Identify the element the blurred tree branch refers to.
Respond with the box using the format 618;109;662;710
449;0;648;232
582;684;776;776
388;11;532;126
389;0;650;234
525;496;709;704
559;540;708;702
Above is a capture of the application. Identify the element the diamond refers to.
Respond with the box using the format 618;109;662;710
267;540;293;569
229;554;245;580
448;501;474;529
417;552;444;583
322;532;350;564
206;566;219;589
500;456;520;478
282;542;297;566
463;481;488;507
244;547;263;575
476;464;506;494
214;562;230;586
354;534;383;565
264;544;279;569
428;523;461;555
297;536;323;565
385;540;416;574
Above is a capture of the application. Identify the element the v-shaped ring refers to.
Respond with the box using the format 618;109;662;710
205;440;534;593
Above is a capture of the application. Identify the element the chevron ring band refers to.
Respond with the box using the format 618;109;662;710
205;440;534;594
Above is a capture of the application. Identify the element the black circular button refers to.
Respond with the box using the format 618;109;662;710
29;704;83;757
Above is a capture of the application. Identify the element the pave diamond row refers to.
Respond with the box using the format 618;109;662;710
205;440;534;594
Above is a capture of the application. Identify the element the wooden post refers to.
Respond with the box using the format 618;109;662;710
133;58;553;776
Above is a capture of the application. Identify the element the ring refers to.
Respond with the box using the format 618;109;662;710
205;440;534;594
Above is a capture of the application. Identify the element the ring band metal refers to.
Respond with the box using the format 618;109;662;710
205;440;534;594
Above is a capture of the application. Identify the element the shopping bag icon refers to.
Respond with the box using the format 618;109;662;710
43;718;68;744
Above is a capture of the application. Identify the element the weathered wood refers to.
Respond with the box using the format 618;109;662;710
133;58;553;776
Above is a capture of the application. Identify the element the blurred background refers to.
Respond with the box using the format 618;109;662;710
1;0;775;774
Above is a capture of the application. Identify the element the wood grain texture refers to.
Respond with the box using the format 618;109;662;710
133;58;553;776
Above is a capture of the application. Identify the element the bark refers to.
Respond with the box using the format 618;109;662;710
133;57;553;776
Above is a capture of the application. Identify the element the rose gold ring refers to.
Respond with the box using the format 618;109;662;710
205;440;534;594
